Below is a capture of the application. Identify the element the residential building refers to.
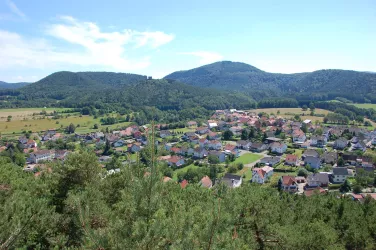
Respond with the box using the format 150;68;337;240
159;130;172;138
199;176;213;188
269;142;287;154
208;151;226;163
292;129;306;142
196;127;209;135
260;156;281;166
310;135;327;147
222;173;242;188
236;140;252;150
252;166;274;184
332;167;351;183
280;176;298;193
207;140;222;150
250;143;268;152
285;154;298;166
304;156;321;169
306;173;329;187
334;138;348;150
193;147;207;159
29;150;54;164
167;156;185;168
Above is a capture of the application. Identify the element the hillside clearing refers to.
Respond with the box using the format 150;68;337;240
350;103;376;110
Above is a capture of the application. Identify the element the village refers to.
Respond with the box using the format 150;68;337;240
6;108;376;202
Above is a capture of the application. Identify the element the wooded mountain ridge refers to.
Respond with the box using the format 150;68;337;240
0;81;30;89
165;61;376;103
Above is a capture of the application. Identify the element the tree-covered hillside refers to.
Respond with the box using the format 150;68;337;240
0;73;256;111
164;61;376;102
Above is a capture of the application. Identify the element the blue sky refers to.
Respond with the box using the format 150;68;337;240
0;0;375;82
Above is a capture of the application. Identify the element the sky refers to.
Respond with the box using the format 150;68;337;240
0;0;375;82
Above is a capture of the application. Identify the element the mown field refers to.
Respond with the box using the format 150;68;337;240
0;109;132;136
250;108;331;122
0;108;69;121
350;103;376;110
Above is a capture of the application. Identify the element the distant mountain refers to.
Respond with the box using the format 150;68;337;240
0;81;31;89
2;71;254;110
165;61;376;102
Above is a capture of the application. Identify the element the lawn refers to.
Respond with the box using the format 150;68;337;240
172;164;199;180
233;153;262;165
236;167;253;182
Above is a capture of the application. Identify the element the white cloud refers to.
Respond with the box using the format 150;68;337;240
6;0;27;20
0;16;175;72
179;51;223;65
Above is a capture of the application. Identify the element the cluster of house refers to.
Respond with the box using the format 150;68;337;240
8;108;375;197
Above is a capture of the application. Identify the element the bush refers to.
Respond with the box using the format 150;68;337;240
227;165;238;173
194;161;199;166
353;185;362;194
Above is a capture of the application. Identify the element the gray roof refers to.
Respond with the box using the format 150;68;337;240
223;173;242;181
304;156;321;163
333;167;350;176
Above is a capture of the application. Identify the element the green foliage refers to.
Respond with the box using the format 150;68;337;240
208;155;220;164
340;179;352;193
222;130;233;140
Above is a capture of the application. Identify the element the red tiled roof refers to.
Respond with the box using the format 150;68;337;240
282;176;296;186
180;179;188;189
200;176;212;188
304;187;326;197
254;168;266;179
285;154;298;162
168;156;183;164
224;144;236;151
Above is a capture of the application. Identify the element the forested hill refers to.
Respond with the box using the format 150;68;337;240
3;73;255;111
0;81;30;89
19;71;147;100
164;61;376;102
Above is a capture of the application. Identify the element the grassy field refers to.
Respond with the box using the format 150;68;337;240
0;108;70;121
350;103;376;110
234;153;262;165
250;108;330;122
236;167;253;182
0;113;131;135
173;164;199;180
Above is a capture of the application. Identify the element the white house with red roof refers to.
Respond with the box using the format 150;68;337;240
199;176;213;188
252;166;274;184
207;140;222;150
270;142;287;154
292;129;306;143
167;156;185;167
280;176;298;193
285;154;298;166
